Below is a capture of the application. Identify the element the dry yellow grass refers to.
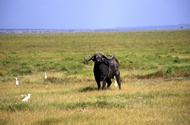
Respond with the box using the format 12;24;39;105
0;72;189;125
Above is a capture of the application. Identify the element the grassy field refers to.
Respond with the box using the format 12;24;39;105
0;30;190;125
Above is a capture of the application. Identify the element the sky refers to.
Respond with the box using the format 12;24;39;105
0;0;190;29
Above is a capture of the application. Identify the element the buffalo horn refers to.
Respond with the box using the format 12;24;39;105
103;54;114;60
84;55;93;61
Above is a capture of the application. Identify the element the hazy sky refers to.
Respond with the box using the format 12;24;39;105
0;0;190;29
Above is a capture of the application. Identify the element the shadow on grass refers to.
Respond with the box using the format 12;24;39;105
34;118;63;125
79;86;98;92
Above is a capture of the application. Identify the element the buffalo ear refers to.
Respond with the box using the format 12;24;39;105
102;57;105;61
103;58;109;66
91;56;95;60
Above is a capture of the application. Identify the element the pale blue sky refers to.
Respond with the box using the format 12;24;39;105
0;0;190;29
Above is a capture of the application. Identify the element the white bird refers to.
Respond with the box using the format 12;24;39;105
22;94;31;102
44;72;48;79
15;77;19;85
114;80;118;87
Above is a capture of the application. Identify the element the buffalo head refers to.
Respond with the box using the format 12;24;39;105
84;52;113;63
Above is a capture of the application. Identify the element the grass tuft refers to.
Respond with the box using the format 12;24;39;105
1;103;32;112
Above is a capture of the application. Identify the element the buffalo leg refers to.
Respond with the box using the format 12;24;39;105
115;75;121;90
106;79;112;88
95;76;101;90
102;80;107;90
96;81;101;90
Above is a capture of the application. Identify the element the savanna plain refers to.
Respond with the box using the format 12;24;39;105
0;30;190;125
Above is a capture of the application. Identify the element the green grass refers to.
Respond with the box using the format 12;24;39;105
0;30;190;78
0;30;190;124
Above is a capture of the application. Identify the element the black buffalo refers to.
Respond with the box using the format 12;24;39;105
84;52;121;90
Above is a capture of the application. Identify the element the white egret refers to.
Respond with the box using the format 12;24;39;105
22;94;31;102
44;72;47;79
15;77;19;85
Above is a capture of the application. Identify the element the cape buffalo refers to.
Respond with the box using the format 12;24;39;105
84;52;121;90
